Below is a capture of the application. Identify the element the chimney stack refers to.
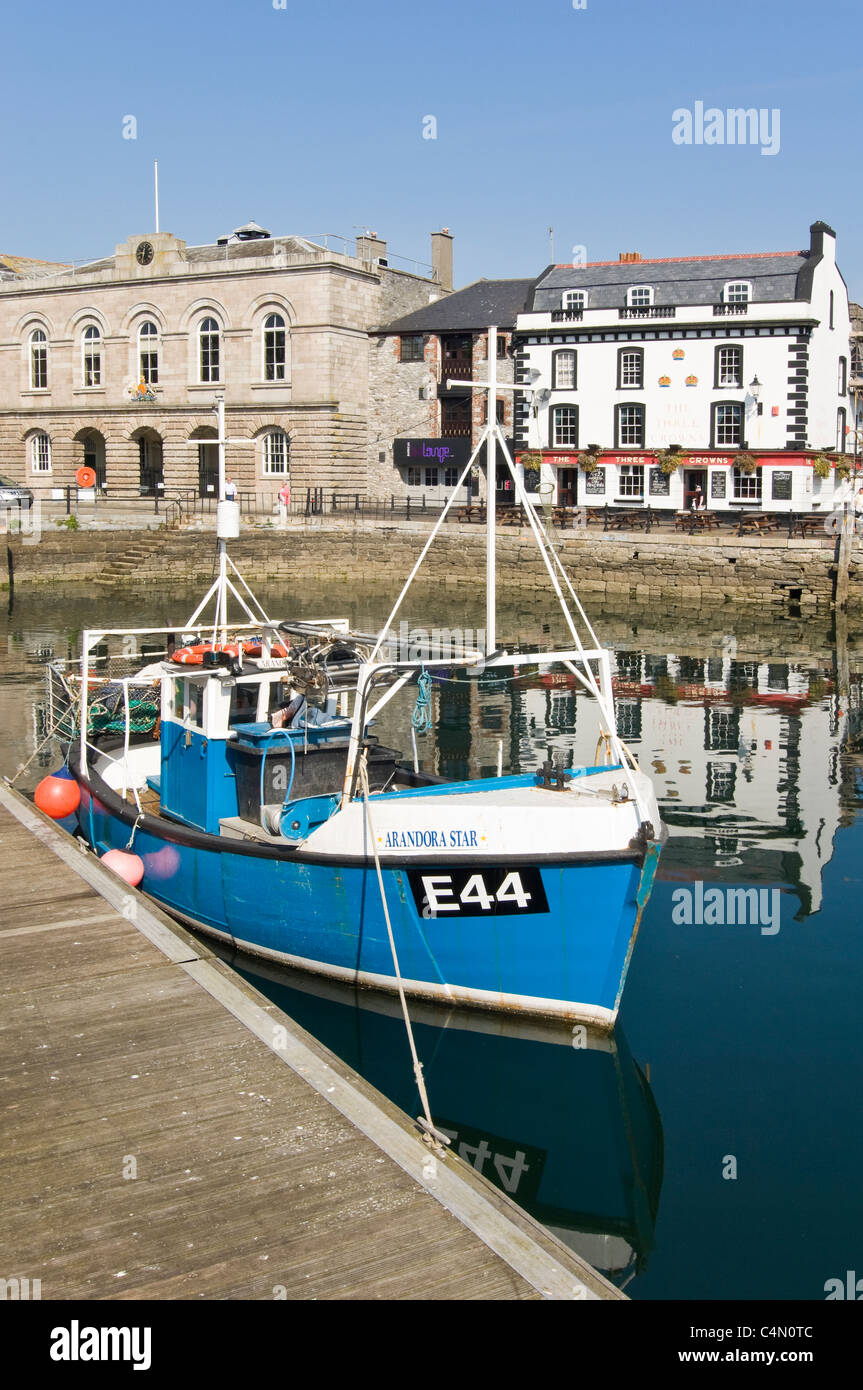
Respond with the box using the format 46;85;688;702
356;232;387;266
431;228;453;290
809;220;836;263
619;251;642;263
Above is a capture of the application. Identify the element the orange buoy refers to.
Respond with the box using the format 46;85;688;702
76;465;97;489
101;849;145;886
34;773;81;819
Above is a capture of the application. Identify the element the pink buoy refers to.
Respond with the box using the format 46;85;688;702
101;849;145;886
34;774;81;819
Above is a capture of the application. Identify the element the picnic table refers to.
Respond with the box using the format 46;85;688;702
736;512;782;535
674;510;722;532
498;506;525;526
456;504;486;523
604;509;649;531
793;514;828;538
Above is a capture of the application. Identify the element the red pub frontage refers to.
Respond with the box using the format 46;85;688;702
515;449;859;516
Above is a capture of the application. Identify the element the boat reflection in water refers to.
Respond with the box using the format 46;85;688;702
219;950;664;1289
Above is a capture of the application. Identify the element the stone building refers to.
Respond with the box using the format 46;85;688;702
369;271;535;501
514;221;855;513
0;225;448;504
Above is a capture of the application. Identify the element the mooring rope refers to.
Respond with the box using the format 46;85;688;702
411;668;433;734
358;754;450;1156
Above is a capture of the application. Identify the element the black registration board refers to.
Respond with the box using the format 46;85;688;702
407;864;549;918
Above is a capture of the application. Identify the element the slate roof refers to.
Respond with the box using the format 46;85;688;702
530;252;810;311
0;252;71;278
381;278;536;333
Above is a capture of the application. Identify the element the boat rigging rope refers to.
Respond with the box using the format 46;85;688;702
411;668;433;734
358;754;450;1157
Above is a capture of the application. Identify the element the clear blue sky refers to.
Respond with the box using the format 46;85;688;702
3;0;861;295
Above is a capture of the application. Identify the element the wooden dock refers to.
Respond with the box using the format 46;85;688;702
0;782;622;1301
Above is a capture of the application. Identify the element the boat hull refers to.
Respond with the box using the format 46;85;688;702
76;771;659;1028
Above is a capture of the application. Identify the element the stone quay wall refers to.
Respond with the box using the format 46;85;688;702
4;520;855;613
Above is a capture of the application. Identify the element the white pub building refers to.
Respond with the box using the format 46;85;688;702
513;221;854;515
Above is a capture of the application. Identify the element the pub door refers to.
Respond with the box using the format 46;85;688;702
558;467;578;506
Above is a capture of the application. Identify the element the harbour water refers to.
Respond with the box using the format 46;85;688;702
2;577;862;1300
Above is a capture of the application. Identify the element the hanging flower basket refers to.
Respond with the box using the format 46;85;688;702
834;458;852;481
577;447;601;473
657;448;685;475
812;454;832;480
736;452;758;475
519;452;543;473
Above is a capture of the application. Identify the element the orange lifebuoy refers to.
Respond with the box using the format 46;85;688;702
170;639;289;666
76;466;97;489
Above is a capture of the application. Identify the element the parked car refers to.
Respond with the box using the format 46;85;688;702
0;474;34;509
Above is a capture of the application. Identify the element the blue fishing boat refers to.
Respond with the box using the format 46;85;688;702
45;327;663;1030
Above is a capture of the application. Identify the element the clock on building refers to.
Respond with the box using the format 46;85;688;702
135;241;155;266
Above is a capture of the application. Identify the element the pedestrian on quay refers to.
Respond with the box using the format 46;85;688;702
224;477;238;501
278;479;291;527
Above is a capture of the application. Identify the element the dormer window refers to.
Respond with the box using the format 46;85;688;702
561;290;586;311
626;286;653;307
723;282;751;304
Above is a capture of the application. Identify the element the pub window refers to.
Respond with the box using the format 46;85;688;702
29;329;48;389
617;348;643;389
400;334;425;362
406;466;421;486
199;317;221;383
552;350;577;390
424;466;437;488
82;325;101;387
714;345;743;389
732;465;761;501
615;403;645;448
482;398;506;425
838;357;847;395
263;313;286;381
829;291;834;329
443;466;458;488
618;464;644;498
138;320;159;384
712;402;743;448
551;405;578;448
496;336;508;358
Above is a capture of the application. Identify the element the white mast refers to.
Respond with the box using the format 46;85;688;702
486;325;498;652
154;160;160;234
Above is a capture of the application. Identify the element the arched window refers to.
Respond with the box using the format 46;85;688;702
552;350;577;390
262;429;289;475
82;325;101;387
561;290;586;312
263;313;286;381
30;329;47;389
617;347;644;389
199;317;221;383
139;321;159;385
30;431;52;473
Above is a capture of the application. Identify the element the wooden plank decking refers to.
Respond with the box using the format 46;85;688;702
0;783;621;1301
